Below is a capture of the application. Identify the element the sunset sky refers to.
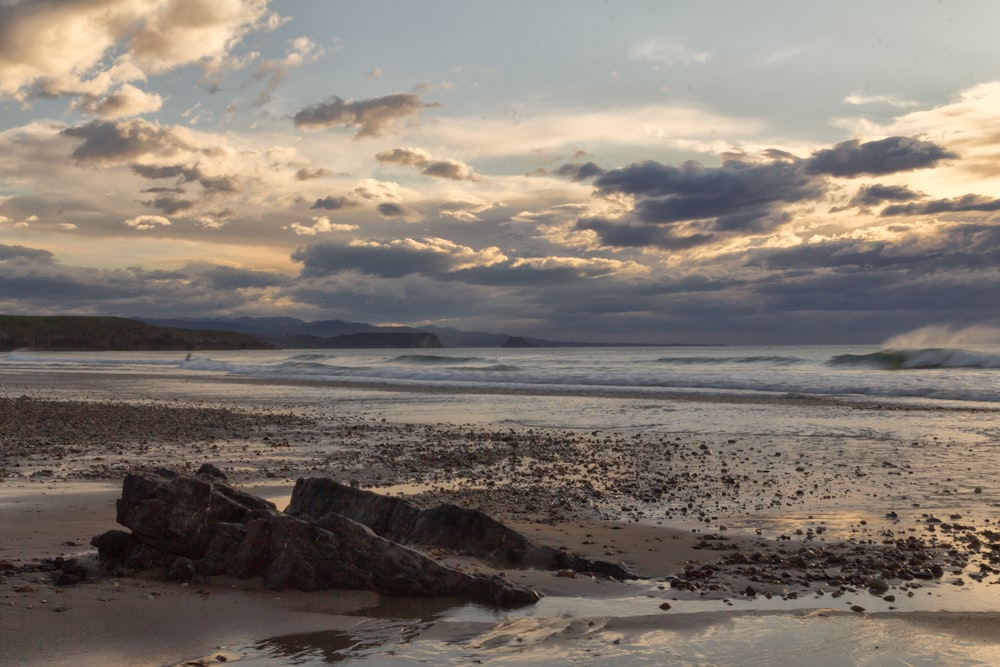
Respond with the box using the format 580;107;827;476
2;0;999;344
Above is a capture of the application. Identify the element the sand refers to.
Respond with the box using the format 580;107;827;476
3;393;1000;665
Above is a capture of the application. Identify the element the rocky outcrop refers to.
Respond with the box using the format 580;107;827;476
92;468;539;607
286;477;639;580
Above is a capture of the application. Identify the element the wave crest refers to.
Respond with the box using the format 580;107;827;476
829;348;1000;370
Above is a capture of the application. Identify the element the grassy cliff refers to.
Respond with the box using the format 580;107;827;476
0;316;272;351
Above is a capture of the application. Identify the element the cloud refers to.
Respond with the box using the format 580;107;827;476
124;214;171;230
143;195;194;215
194;264;289;290
293;93;439;138
806;136;957;177
376;147;479;181
130;160;242;194
62;120;192;163
252;35;322;106
880;194;1000;217
0;0;281;103
376;203;406;217
295;167;331;181
293;237;507;278
849;183;924;207
574;157;822;248
566;135;960;250
310;196;354;210
0;243;54;262
553;162;605;181
284;216;358;236
350;179;402;202
631;38;711;66
74;84;164;119
843;92;920;109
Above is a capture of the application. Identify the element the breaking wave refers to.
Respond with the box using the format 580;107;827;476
829;348;1000;370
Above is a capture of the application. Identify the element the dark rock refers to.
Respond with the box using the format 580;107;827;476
167;557;196;582
53;572;83;586
97;469;539;607
91;529;136;562
286;477;639;580
196;463;227;482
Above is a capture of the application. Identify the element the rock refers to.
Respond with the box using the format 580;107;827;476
659;602;672;610
850;605;866;613
90;529;135;561
167;557;196;582
286;477;639;579
96;468;539;607
196;463;227;482
867;577;890;594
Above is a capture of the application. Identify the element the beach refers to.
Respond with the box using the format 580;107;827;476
3;354;1000;665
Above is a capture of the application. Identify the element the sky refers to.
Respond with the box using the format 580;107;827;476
1;0;1000;345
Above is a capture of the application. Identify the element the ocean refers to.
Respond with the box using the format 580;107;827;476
4;344;999;441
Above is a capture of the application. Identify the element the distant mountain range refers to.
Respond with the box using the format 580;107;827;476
0;314;715;350
137;316;571;348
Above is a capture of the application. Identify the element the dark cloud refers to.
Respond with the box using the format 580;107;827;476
849;183;924;207
0;243;54;262
375;148;428;167
881;194;1000;217
130;163;240;194
420;159;477;181
290;239;623;287
293;93;439;138
377;203;405;217
293;241;459;278
575;158;822;248
196;174;241;194
577;216;714;249
295;167;330;181
567;136;958;251
376;147;478;180
311;195;354;211
62;120;190;163
554;162;605;181
743;223;1000;274
195;265;289;290
131;164;199;180
806;136;957;177
143;196;194;215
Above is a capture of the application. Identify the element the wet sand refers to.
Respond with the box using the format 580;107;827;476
3;391;1000;665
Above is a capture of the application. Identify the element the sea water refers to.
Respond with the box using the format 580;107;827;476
4;344;999;441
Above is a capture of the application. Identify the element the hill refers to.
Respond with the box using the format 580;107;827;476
0;316;272;351
140;317;575;347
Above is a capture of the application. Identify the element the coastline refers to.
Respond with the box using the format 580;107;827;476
3;382;1000;664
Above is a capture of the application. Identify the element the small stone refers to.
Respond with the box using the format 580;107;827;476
867;577;889;594
659;602;672;610
850;605;866;613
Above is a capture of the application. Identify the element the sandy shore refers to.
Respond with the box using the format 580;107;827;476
3;394;1000;665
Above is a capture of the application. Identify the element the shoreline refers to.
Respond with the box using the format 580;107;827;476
3;392;1000;664
6;364;1000;415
